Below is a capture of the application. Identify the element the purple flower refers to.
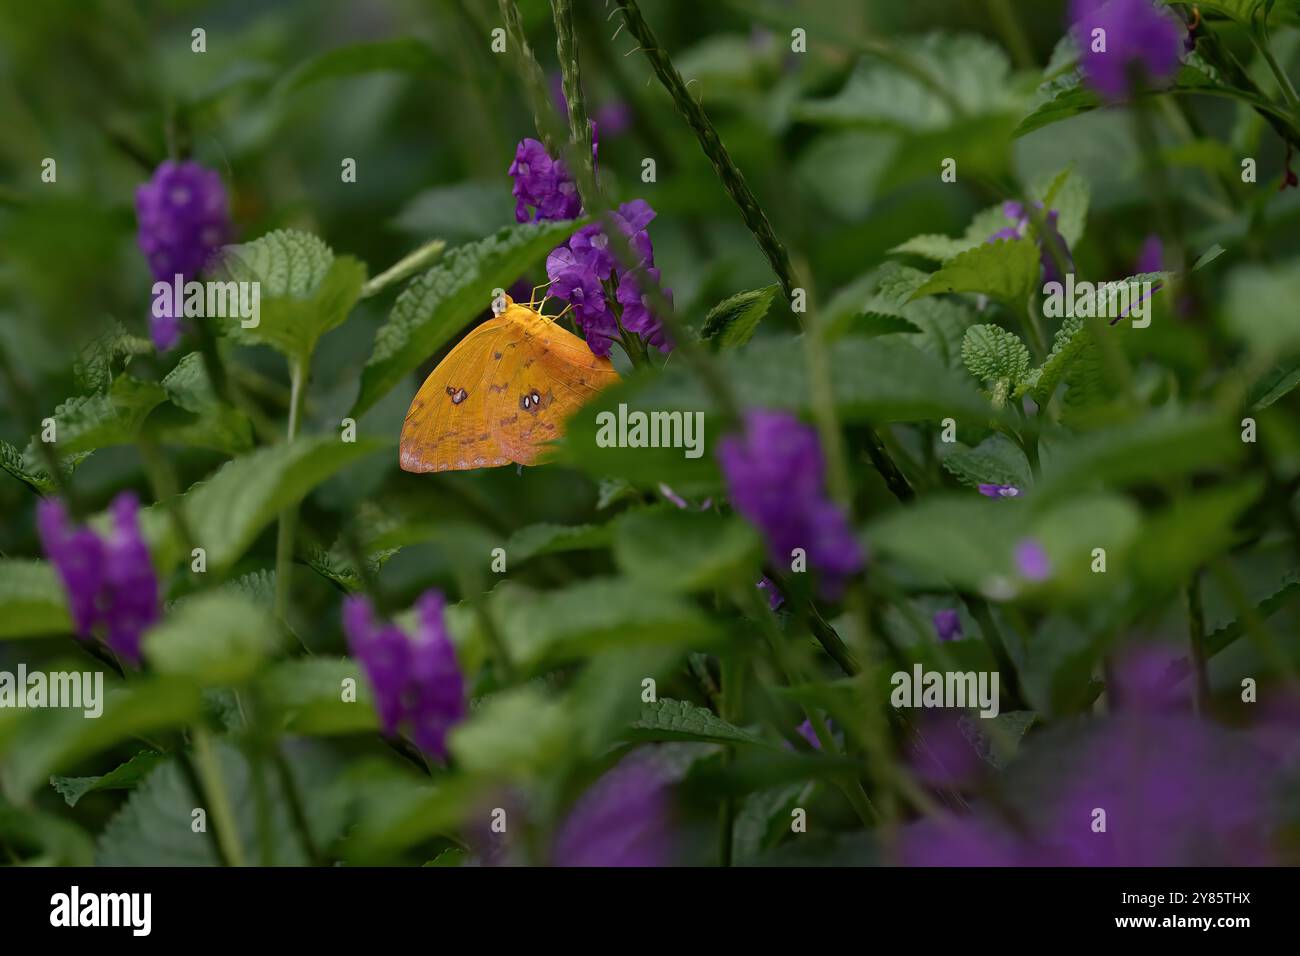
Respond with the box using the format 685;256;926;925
550;72;632;140
545;199;671;356
987;201;1074;285
977;483;1020;498
906;712;984;788
718;410;865;599
37;493;159;665
615;266;673;353
551;752;674;866
136;160;231;351
1135;233;1163;274
1071;0;1184;102
343;590;466;761
508;138;581;223
757;575;784;610
1014;538;1052;581
933;608;962;642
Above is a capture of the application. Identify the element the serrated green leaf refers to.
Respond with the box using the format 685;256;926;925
795;34;1021;132
0;439;54;494
351;219;585;417
96;741;348;865
36;374;166;457
909;238;1040;308
613;506;761;592
50;750;165;807
941;435;1031;490
962;324;1032;389
701;284;779;347
222;230;367;360
629;697;768;746
156;352;253;453
144;592;279;684
0;559;73;638
889;205;1011;263
1018;313;1085;402
73;319;152;393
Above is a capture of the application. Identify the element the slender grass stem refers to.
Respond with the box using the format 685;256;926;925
189;727;246;867
274;356;306;624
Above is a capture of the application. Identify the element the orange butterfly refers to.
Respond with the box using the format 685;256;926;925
400;295;619;472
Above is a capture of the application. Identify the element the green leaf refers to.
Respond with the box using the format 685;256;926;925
95;741;348;865
1018;314;1085;402
1015;71;1099;137
50;750;165;807
351;219;585;417
909;238;1040;309
144;592;279;684
961;324;1032;391
0;439;55;494
490;578;724;670
447;686;573;778
0;560;72;638
258;657;377;735
733;782;810;864
507;522;612;562
159;434;389;574
1032;166;1090;247
156;352;253;453
890;205;1011;262
278;38;441;95
222;230;367;360
73;319;152;393
1133;482;1263;587
1249;361;1300;410
1;678;202;799
613;506;761;592
1034;412;1241;504
701;284;779;348
0;804;93;865
795;34;1021;132
37;374;166;457
1206;568;1300;657
628;697;769;746
941;435;1031;490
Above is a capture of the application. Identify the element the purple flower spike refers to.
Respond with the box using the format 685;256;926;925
1071;0;1184;102
977;483;1021;499
136;160;230;351
933;608;962;642
719;410;865;599
552;752;674;867
37;492;158;665
1014;538;1052;582
343;590;466;761
986;202;1074;285
509;138;581;223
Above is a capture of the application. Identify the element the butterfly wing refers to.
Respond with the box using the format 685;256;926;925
490;306;620;465
399;316;513;473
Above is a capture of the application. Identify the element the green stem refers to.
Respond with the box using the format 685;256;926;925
271;745;324;865
497;0;560;154
274;356;306;623
614;0;797;302
190;727;246;867
551;0;593;181
1253;23;1300;116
